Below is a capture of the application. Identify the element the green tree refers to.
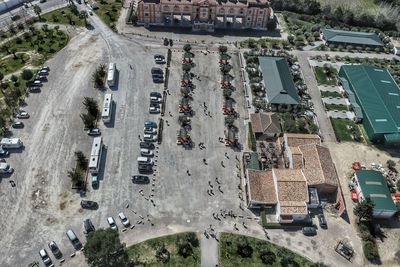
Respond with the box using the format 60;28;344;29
225;116;235;126
80;10;88;25
67;169;82;183
363;241;380;261
236;236;253;258
176;238;192;258
260;249;276;264
155;243;170;263
0;72;4;81
310;262;328;267
387;160;396;170
183;44;192;52
80;113;96;129
83;97;100;118
75;151;88;170
354;197;375;222
182;64;192;73
33;5;42;20
21;69;33;80
84;228;128;267
396;179;400;191
218;45;228;54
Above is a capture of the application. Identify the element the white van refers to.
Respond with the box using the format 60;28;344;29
137;156;154;165
0;138;23;149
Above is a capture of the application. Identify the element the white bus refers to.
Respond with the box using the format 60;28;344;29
107;63;116;87
101;93;113;124
88;137;103;174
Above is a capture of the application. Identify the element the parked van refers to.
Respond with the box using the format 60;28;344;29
137;156;153;165
0;138;23;149
66;229;82;250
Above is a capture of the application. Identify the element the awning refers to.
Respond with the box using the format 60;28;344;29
173;15;181;20
226;17;233;23
384;133;400;144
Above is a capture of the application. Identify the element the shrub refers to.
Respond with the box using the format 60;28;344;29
236;236;253;258
260;250;276;264
21;69;33;80
363;241;379;261
248;122;256;151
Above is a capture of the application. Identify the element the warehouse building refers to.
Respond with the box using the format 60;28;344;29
320;28;384;48
339;65;400;144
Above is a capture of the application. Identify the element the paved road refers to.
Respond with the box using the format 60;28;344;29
295;52;337;142
200;232;219;267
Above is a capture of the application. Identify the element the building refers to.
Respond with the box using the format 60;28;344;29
352;170;397;219
258;56;300;111
0;0;25;14
246;168;309;223
320;28;384;48
339;65;400;144
250;112;281;140
135;0;274;32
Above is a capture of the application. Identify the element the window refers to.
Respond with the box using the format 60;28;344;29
247;17;251;21
145;13;149;17
239;8;244;14
229;8;234;14
259;10;263;14
219;8;225;13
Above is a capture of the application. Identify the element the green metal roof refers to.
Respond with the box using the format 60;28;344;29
321;29;384;46
356;170;397;212
258;56;300;105
339;65;400;135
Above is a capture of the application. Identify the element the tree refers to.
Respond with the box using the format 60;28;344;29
176;238;192;258
310;263;328;267
260;250;276;264
225;116;235;126
266;16;278;30
10;75;18;83
155;243;170;263
182;64;192;73
80;10;88;26
396;179;400;191
354;197;375;222
363;241;380;261
83;97;100;118
21;69;33;80
387;160;396;170
67;169;82;183
309;123;319;134
223;88;233;98
220;64;233;75
80;113;96;129
236;236;253;258
75;151;88;170
33;5;42;20
183;44;192;52
218;45;228;54
84;228;128;267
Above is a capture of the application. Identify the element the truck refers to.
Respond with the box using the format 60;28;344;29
0;138;23;149
0;162;13;174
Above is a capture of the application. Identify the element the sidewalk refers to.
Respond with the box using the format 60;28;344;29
200;231;219;267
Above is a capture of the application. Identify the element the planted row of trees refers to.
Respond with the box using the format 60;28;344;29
80;97;100;129
68;151;88;188
92;64;106;89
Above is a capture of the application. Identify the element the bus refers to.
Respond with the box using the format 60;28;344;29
88;137;103;174
107;63;116;87
101;93;113;123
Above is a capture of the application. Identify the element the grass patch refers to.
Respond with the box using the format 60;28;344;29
0;53;30;75
220;233;314;267
93;0;123;31
320;90;342;98
330;118;363;142
126;232;200;267
314;66;337;85
325;103;349;111
42;6;86;27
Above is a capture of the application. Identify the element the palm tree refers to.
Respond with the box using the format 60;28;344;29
33;5;42;20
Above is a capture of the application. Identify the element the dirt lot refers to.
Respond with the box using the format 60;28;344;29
327;141;400;266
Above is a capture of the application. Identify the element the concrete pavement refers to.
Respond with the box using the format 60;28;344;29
200;232;219;267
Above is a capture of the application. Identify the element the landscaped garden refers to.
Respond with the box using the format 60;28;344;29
320;91;342;98
93;0;123;31
324;103;349;111
42;5;87;27
313;66;337;86
330;118;363;142
126;232;200;267
220;233;322;267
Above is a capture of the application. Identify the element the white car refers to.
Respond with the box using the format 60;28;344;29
144;127;157;134
150;96;162;103
0;163;13;174
118;212;130;227
149;107;160;114
39;249;53;266
140;148;154;157
16;112;30;119
107;217;117;230
143;134;157;142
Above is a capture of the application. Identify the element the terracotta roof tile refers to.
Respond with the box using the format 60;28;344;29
250;112;281;135
247;170;277;204
280;201;308;214
273;169;309;207
285;133;321;147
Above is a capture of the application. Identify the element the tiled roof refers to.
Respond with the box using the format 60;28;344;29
247;169;277;204
299;144;338;187
273;169;309;211
285;133;321;147
250;112;281;135
280;201;308;214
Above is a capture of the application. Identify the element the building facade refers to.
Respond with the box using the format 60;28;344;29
136;0;274;31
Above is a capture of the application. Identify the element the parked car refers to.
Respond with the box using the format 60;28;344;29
131;175;150;184
140;142;155;149
0;158;5;163
80;200;98;209
144;127;157;134
38;249;52;266
0;163;13;174
143;134;157;142
152;77;164;83
48;241;62;259
12;121;24;128
83;218;95;234
29;86;41;92
66;229;82;250
138;164;153;174
152;73;164;79
87;128;101;136
16;112;30;119
0;146;9;157
41;66;50;71
302;227;317;236
118;212;130;227
151;67;163;75
150;102;160;108
91;175;99;188
107;217;117;230
140;148;154;157
150;92;162;97
150;96;162;103
149;106;160;114
317;214;327;229
32;80;42;86
144;120;157;128
154;54;166;64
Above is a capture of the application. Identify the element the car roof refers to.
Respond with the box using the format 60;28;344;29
39;249;47;256
107;217;115;223
118;212;126;218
